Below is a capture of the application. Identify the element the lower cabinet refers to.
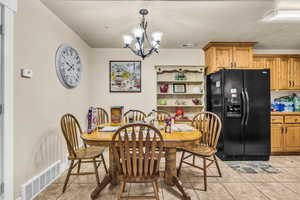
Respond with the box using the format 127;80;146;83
271;124;284;152
285;126;300;152
271;114;300;153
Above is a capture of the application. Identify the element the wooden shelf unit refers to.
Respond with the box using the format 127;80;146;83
155;65;206;120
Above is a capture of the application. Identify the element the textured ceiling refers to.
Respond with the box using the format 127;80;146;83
41;0;300;49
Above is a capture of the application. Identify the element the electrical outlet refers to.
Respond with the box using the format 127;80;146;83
21;69;33;78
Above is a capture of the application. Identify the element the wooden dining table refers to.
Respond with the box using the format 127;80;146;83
81;124;201;200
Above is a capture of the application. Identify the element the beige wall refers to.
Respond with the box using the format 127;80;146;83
14;0;92;197
89;48;204;114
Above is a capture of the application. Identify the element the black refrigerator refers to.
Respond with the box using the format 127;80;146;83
207;69;270;161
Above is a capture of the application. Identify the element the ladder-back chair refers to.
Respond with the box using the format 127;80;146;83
177;111;222;191
95;107;109;126
60;113;108;192
112;124;164;200
123;110;146;123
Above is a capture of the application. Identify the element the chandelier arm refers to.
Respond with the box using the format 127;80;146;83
127;45;141;57
143;47;156;58
136;38;145;57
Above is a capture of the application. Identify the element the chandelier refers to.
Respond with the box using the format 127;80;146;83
123;9;163;59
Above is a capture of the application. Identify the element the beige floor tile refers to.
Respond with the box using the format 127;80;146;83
34;184;64;200
162;182;199;200
58;184;96;200
253;182;300;200
283;183;300;195
240;172;277;183
223;183;269;200
129;181;163;199
268;168;300;182
193;183;234;200
214;167;246;183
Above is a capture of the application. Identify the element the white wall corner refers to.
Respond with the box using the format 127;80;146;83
0;0;17;12
3;6;14;200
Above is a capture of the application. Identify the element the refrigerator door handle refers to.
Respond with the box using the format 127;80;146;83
245;88;250;126
241;89;247;126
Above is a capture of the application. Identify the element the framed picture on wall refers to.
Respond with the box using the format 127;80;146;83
109;61;141;93
173;83;186;93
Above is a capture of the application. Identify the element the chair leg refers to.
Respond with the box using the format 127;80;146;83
177;151;185;177
203;157;207;191
77;159;81;174
154;180;160;192
213;154;222;177
101;154;108;174
92;158;100;186
193;155;195;165
117;181;125;200
62;160;74;193
152;181;160;200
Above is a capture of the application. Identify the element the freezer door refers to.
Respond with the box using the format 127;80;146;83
243;70;270;156
223;70;244;156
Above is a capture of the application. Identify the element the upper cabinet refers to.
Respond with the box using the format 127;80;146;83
254;55;300;91
203;42;256;74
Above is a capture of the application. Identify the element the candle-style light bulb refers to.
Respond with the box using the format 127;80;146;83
123;35;133;45
133;27;144;39
152;32;163;42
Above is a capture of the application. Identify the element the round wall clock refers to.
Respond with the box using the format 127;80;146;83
55;44;82;89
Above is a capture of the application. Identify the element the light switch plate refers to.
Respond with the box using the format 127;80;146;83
21;69;33;78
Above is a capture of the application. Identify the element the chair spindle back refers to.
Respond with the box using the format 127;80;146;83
149;110;171;122
192;112;222;149
123;110;146;123
112;124;164;178
95;107;109;125
61;114;83;158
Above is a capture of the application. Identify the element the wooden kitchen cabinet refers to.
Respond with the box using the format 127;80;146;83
290;57;300;90
252;55;277;90
254;55;300;91
271;113;300;154
203;42;256;74
271;124;284;152
285;126;300;152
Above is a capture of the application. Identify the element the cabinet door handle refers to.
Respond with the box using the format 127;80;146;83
281;127;284;134
285;127;288;134
289;81;291;87
293;81;295;87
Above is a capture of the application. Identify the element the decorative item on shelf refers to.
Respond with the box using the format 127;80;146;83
175;99;186;105
160;83;169;93
122;9;162;59
111;106;124;125
192;86;201;94
158;99;167;105
175;107;187;120
173;83;186;93
192;98;201;105
174;72;187;80
110;61;141;93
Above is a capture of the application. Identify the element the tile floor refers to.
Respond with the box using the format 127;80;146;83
34;152;300;200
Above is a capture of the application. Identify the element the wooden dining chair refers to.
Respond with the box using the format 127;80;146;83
177;112;222;191
95;107;109;126
123;110;146;123
112;124;164;200
148;110;171;122
60;113;108;193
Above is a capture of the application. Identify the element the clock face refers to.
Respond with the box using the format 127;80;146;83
55;44;82;88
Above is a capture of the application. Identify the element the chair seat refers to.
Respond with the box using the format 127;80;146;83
182;144;216;157
69;146;106;160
